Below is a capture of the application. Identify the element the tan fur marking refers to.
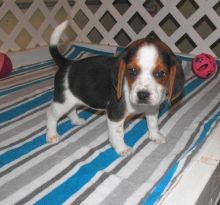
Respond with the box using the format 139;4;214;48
167;65;177;102
117;60;126;99
126;58;141;90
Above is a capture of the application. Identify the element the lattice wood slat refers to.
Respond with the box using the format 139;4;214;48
0;0;219;57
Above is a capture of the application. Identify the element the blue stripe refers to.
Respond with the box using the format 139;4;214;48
0;110;94;168
189;109;220;151
36;148;119;205
0;75;53;96
34;76;206;204
0;90;53;124
142;162;179;205
0;135;46;167
142;109;220;205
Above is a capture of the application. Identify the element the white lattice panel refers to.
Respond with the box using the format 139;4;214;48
0;0;73;51
0;0;220;57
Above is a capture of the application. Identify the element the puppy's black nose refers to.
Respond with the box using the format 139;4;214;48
137;90;150;102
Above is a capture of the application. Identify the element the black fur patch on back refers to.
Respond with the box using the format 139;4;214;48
67;56;119;109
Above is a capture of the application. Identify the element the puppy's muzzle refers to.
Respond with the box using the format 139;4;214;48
137;90;150;104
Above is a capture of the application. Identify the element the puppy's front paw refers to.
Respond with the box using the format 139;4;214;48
120;146;134;157
114;145;134;157
73;118;86;126
149;132;166;144
47;135;59;143
69;115;86;126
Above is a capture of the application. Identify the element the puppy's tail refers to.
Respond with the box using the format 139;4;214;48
49;20;69;68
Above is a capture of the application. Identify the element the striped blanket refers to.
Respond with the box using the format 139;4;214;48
0;44;220;205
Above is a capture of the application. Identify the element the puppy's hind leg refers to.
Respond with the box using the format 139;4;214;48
46;101;74;143
67;108;86;126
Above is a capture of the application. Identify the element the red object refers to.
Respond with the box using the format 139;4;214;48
192;53;217;79
0;52;13;78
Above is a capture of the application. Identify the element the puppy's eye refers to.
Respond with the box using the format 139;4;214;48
154;70;166;79
128;68;139;77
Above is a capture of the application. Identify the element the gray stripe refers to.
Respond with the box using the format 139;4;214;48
182;115;220;171
160;73;219;128
0;114;104;201
72;138;151;205
183;61;193;77
0;108;48;147
70;73;220;204
0;68;54;90
0;125;45;151
15;140;109;205
0;103;50;134
0;112;101;178
95;81;220;205
185;74;195;83
1;61;53;81
164;116;220;200
185;117;220;170
0;79;53;111
138;101;220;205
12;122;109;204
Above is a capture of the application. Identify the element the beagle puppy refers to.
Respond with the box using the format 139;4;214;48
47;21;184;156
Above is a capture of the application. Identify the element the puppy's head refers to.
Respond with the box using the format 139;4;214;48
116;39;184;106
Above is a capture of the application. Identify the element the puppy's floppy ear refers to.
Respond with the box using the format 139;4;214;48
167;56;185;103
116;59;126;99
